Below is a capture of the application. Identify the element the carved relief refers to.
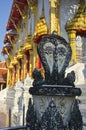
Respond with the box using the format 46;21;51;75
26;99;82;130
37;32;72;85
28;33;82;130
32;32;77;87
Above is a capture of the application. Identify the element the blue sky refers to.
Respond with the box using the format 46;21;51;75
0;0;12;61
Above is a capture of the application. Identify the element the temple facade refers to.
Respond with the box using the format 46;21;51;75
1;0;86;127
2;0;86;87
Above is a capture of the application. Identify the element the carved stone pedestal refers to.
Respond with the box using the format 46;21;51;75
27;85;82;130
26;33;83;130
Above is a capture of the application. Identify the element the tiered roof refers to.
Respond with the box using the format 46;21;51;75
66;2;86;33
3;0;28;55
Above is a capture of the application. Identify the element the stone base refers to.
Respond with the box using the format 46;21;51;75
29;85;81;96
33;95;74;125
26;85;83;130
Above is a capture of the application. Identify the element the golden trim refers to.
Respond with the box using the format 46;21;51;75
33;17;48;41
8;64;13;69
23;35;32;51
11;57;18;65
7;35;14;45
16;47;23;59
66;4;86;31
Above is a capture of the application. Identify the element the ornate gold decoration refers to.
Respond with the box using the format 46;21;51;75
33;17;48;43
29;50;33;77
23;35;32;51
27;0;37;7
17;48;23;60
11;56;18;65
6;34;14;45
65;2;86;63
5;58;10;68
66;3;86;31
4;47;12;59
50;0;60;34
67;30;76;63
8;63;13;69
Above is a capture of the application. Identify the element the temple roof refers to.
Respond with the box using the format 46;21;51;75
6;0;27;31
2;44;13;55
4;33;17;44
66;2;86;33
33;17;48;43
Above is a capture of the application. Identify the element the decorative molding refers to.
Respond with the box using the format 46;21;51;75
26;99;82;130
26;98;39;130
69;99;83;130
32;32;74;86
40;100;64;130
29;85;81;96
28;33;83;130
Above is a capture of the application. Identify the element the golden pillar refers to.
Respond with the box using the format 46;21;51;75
13;65;16;83
11;57;18;84
16;49;23;81
23;35;33;77
6;58;10;87
13;64;17;83
23;55;26;79
33;43;37;69
8;61;14;87
29;50;33;77
50;0;60;34
16;64;19;82
30;6;38;71
10;68;13;87
23;49;31;77
67;30;76;63
55;0;60;35
16;61;19;81
17;59;22;81
25;50;30;76
7;68;11;88
21;58;24;80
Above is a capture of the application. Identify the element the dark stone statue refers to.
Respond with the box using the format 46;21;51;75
32;32;76;86
27;32;83;130
32;68;44;87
